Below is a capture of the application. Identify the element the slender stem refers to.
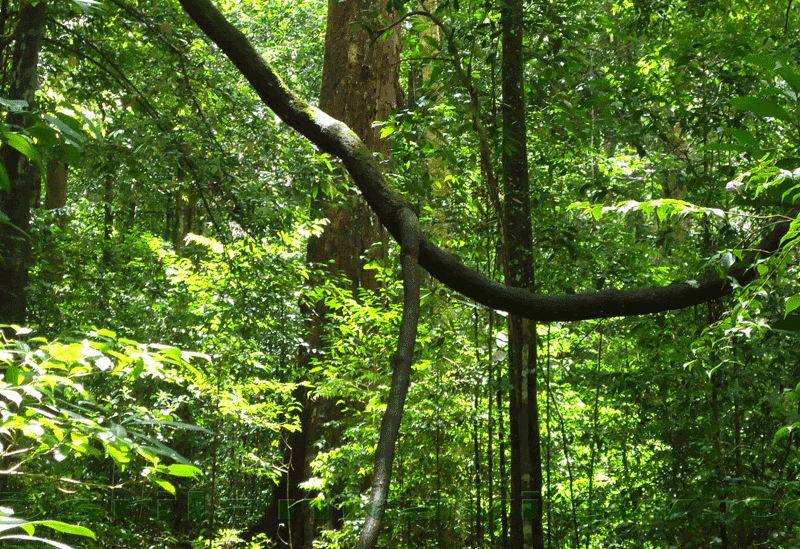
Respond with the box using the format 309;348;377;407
356;208;421;549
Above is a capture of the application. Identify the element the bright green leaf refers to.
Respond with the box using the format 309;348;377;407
1;133;45;174
786;295;800;316
31;521;95;539
4;364;20;385
154;478;176;495
167;463;202;478
774;425;792;444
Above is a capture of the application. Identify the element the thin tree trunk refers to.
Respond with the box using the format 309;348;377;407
585;326;604;549
487;308;495;549
474;363;483;546
501;0;543;546
497;325;509;548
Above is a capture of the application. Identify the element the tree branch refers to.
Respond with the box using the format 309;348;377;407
176;0;798;322
356;207;421;549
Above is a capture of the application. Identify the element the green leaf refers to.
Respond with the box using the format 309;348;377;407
95;328;117;339
1;133;45;174
166;463;202;478
730;96;791;121
48;342;86;363
32;521;95;539
0;97;27;111
721;252;735;271
130;432;186;462
566;201;589;211
130;419;214;434
774;425;792;444
26;122;59;149
0;161;9;193
0;519;94;540
777;66;800;94
52;113;87;144
782;183;800;203
727;128;759;149
154;478;176;495
104;443;131;466
786;295;800;316
743;53;779;71
4;364;20;385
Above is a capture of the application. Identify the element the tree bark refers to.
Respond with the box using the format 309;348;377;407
244;0;401;546
0;0;47;328
356;207;420;549
501;0;543;546
177;0;798;323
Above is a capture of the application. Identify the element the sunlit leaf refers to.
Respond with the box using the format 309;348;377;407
29;521;95;539
1;132;45;175
774;425;793;444
166;463;202;478
154;478;175;495
786;295;800;316
0;98;28;112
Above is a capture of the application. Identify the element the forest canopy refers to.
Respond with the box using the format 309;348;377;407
1;0;799;548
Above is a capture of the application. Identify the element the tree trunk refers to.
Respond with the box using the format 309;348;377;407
0;0;47;328
501;0;544;547
245;1;401;546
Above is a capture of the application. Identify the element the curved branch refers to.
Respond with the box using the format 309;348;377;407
176;0;797;322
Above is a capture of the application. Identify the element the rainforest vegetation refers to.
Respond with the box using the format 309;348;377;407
1;0;799;548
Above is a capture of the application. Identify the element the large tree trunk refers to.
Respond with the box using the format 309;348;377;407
501;0;544;547
0;0;47;328
245;1;401;547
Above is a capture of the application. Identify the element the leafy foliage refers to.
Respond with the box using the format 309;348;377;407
1;0;799;547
